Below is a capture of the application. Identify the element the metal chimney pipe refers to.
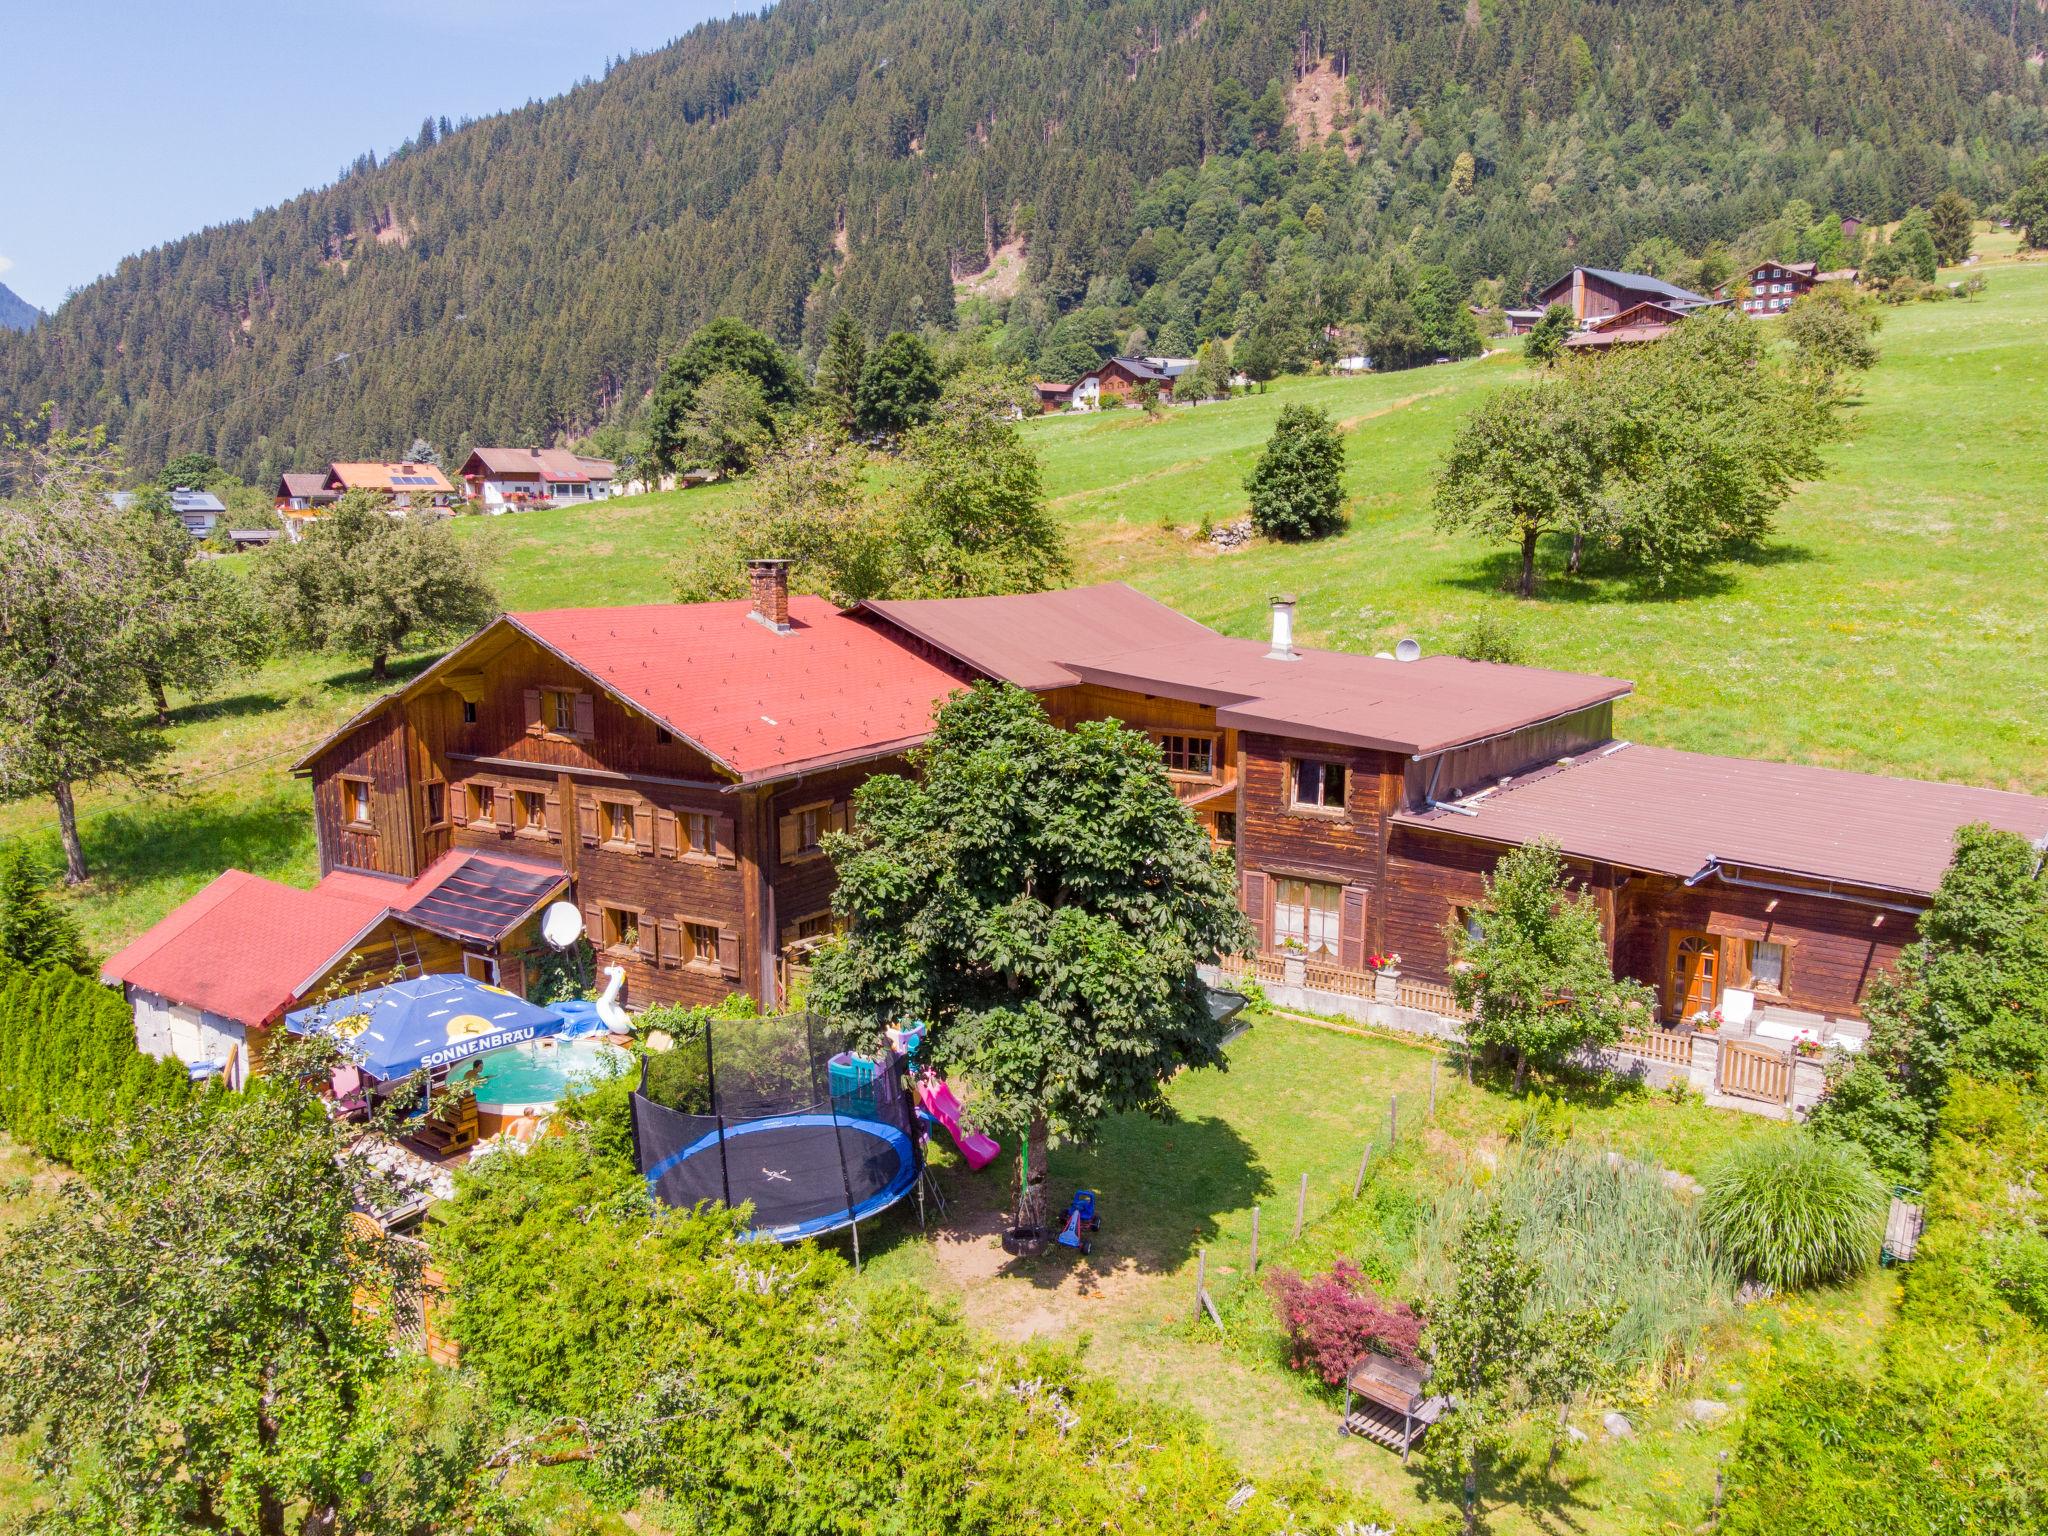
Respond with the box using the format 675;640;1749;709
1267;595;1298;660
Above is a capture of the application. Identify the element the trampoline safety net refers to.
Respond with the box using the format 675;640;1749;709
629;1012;920;1242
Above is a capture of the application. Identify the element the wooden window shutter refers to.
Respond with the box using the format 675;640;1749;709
713;815;737;866
658;919;682;970
716;927;741;979
1242;871;1267;951
577;794;599;847
656;808;680;858
573;692;596;737
450;783;469;827
830;801;851;836
544;786;562;839
633;802;655;855
582;901;603;946
777;811;801;860
633;916;657;963
1340;886;1369;971
523;687;543;735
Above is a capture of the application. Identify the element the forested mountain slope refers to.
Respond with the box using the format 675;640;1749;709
3;0;2040;479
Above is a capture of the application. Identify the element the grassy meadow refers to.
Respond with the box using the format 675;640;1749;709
6;249;2044;955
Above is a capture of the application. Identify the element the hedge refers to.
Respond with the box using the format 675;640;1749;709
0;957;196;1165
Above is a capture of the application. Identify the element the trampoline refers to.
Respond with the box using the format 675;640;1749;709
630;1012;921;1243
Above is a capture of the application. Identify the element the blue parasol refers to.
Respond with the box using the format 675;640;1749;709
284;973;564;1082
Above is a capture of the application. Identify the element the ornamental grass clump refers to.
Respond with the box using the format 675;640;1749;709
1698;1131;1888;1290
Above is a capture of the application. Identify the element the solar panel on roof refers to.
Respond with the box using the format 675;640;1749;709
391;474;437;486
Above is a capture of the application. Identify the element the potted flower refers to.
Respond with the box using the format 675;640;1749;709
1793;1038;1823;1059
1692;1008;1722;1033
1279;937;1307;988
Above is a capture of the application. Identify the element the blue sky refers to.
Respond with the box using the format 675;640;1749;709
1;0;746;311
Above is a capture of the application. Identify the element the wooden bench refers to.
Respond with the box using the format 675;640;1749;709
1340;1354;1447;1462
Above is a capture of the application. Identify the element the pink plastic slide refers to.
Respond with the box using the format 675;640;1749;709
915;1077;1001;1171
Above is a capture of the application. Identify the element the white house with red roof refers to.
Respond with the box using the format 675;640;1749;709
457;447;618;511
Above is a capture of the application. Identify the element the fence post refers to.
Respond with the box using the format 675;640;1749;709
1249;1206;1260;1275
1293;1171;1308;1240
1353;1141;1373;1198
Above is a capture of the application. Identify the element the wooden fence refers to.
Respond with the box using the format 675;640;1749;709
1304;959;1376;999
1618;1027;1695;1069
1395;976;1468;1020
1718;1038;1792;1105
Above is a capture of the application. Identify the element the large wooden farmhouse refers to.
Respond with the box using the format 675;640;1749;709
1534;267;1713;325
111;568;2048;1107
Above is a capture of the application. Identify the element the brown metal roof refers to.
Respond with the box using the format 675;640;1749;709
1392;743;2048;898
861;584;1217;691
1065;638;1631;757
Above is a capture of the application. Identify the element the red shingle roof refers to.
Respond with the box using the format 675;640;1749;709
101;870;394;1027
1393;743;2048;897
99;852;571;1028
512;598;971;781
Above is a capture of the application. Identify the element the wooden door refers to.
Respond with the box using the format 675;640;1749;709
1665;932;1720;1020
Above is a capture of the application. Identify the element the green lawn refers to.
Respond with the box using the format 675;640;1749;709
8;256;2044;954
845;1010;1893;1536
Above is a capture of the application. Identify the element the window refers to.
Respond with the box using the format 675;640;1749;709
462;699;478;725
1274;877;1342;958
1213;810;1237;846
517;789;548;835
601;799;637;847
685;921;720;967
654;726;673;746
1158;733;1217;777
779;802;845;861
467;784;496;825
792;912;835;943
601;906;638;952
1458;906;1486;943
424;780;447;827
1291;760;1347;811
681;811;714;858
1748;940;1787;994
341;777;373;828
544;689;577;734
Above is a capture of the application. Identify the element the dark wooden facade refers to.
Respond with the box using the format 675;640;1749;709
307;616;1920;1031
306;626;888;1014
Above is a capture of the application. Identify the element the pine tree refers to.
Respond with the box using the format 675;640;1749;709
814;309;867;428
0;846;89;974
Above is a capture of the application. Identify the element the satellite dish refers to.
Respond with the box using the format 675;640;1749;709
1394;638;1423;663
540;901;585;950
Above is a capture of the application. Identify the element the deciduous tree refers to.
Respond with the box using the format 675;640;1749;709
119;485;268;722
1522;302;1573;365
2010;155;2048;250
812;683;1251;1237
647;318;805;471
0;1081;411;1536
252;490;499;680
1424;1206;1607;1536
678;368;773;474
0;419;171;883
1448;839;1652;1089
1783;283;1883;394
1433;376;1606;595
1246;403;1347;540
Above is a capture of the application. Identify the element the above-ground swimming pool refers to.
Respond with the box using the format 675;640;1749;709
474;1035;633;1116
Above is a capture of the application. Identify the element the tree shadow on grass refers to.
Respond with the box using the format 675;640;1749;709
1440;536;1819;606
166;690;287;729
853;1109;1274;1288
67;793;311;898
1411;1440;1604;1536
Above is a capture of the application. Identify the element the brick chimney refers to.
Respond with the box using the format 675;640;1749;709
747;558;792;633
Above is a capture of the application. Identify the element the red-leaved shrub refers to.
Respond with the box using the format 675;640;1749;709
1265;1259;1424;1385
